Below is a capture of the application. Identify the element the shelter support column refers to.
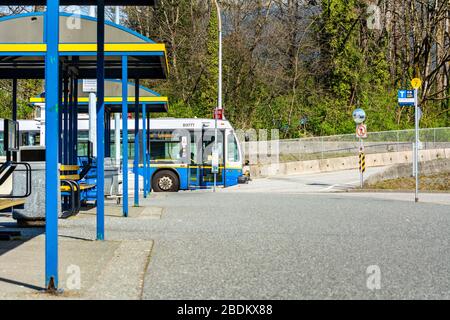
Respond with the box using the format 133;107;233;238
63;75;69;165
134;79;140;207
142;104;147;198
147;111;151;195
73;77;79;165
122;56;129;217
11;78;17;161
96;0;105;241
45;0;60;291
68;76;73;164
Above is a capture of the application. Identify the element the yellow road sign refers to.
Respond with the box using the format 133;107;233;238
359;153;366;174
411;78;422;89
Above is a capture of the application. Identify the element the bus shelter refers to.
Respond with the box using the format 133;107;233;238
31;79;169;209
0;0;165;291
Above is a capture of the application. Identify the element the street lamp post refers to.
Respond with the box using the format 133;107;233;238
213;0;223;193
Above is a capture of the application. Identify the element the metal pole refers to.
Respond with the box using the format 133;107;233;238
88;93;97;156
415;88;420;203
360;138;364;189
214;119;217;193
73;77;78;165
114;7;121;168
63;76;69;164
58;70;63;163
68;76;74;165
217;1;223;112
96;1;105;240
45;0;60;291
122;57;129;217
213;0;222;193
115;6;120;24
115;114;121;167
134;79;140;207
11;78;17;161
147;109;151;195
142;103;147;198
89;6;96;17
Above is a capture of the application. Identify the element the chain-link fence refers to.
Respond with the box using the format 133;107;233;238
242;127;450;165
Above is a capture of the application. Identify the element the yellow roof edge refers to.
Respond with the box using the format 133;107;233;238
0;43;167;53
30;96;169;103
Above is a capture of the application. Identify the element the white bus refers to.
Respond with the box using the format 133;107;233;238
0;118;246;192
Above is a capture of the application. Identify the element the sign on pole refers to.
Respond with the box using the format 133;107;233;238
214;108;224;120
359;153;366;174
83;79;97;93
398;90;415;106
412;78;422;203
411;78;422;89
212;146;219;174
353;108;367;189
356;124;368;139
352;108;366;124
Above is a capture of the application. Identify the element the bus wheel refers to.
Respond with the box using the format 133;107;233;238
152;170;179;192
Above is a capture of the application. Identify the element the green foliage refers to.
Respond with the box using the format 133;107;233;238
0;80;41;120
130;1;450;137
1;2;446;138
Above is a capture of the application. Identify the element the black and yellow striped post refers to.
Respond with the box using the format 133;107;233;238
359;152;366;188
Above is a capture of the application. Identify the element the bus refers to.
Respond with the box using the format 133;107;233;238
0;118;246;192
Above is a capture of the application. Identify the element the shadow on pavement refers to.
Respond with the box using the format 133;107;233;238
0;276;44;292
0;213;44;257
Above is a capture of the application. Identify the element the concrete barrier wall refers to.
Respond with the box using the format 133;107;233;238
243;140;450;164
250;148;450;178
365;159;450;185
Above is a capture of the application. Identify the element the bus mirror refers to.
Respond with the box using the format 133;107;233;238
245;160;250;166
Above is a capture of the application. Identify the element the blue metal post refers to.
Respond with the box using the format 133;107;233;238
122;57;129;217
45;0;60;291
147;112;151;194
134;79;140;207
96;1;105;241
63;75;69;164
68;76;73;164
69;75;76;165
58;69;63;163
142;104;147;198
73;77;78;165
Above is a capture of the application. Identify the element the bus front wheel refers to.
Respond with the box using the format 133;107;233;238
152;170;180;192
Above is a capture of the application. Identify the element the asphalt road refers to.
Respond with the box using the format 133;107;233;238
224;167;385;193
54;169;450;300
137;192;450;300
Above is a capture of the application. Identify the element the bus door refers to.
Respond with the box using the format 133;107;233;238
188;129;225;189
188;130;202;189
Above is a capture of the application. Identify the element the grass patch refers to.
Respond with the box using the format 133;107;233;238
367;173;450;191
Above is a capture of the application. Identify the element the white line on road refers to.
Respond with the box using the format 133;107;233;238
320;180;361;192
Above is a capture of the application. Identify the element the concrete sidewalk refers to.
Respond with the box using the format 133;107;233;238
0;208;154;300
